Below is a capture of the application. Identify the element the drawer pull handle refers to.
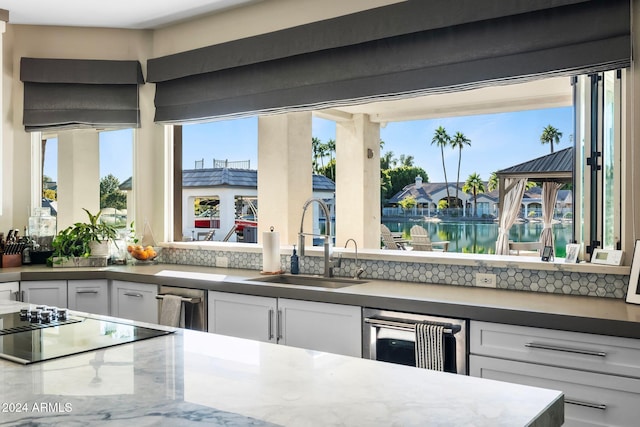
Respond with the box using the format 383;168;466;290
277;309;283;341
525;342;606;357
268;309;274;340
123;292;143;298
565;398;607;410
76;290;99;294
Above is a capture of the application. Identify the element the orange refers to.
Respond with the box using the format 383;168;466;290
133;249;148;260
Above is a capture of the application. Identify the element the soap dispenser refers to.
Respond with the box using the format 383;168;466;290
290;245;299;275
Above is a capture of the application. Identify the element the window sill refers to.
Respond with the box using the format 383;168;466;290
160;241;630;275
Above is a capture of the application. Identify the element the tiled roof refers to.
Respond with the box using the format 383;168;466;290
389;181;498;204
119;169;335;191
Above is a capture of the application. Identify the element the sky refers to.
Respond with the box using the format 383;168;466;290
43;106;573;185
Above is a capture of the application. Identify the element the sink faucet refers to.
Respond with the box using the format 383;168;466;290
344;238;365;280
298;198;334;278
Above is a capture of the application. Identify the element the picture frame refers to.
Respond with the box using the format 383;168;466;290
564;244;580;264
541;246;553;262
625;240;640;304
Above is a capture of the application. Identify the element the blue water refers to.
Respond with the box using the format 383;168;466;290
382;220;574;257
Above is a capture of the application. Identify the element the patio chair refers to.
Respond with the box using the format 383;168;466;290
381;224;406;250
410;225;449;252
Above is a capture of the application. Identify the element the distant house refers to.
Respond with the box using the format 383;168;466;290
388;176;572;219
120;168;335;241
388;176;499;217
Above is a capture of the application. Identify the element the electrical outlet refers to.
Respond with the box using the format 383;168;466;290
476;273;497;288
216;256;229;268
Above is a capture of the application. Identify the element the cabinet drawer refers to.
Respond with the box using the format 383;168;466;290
112;281;158;324
68;279;109;315
471;355;640;427
470;321;640;378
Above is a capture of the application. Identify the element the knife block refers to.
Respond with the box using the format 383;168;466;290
1;253;22;268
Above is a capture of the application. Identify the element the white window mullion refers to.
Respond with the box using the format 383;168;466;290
30;132;43;215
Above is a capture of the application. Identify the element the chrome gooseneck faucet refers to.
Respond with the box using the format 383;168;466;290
344;238;365;279
298;198;334;278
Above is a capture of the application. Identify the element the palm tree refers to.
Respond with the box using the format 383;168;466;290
540;125;563;154
317;143;328;169
398;154;414;167
326;139;336;164
431;126;451;208
312;137;322;173
462;173;486;217
380;151;396;170
451;131;471;212
488;171;499;192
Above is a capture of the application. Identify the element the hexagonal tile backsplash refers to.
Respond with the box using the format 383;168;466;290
160;248;628;299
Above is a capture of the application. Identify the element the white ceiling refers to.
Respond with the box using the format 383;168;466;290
317;77;573;124
1;0;260;29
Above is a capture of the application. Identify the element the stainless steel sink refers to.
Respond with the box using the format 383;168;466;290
248;274;366;289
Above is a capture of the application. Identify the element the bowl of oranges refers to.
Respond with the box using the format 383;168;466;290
127;244;161;264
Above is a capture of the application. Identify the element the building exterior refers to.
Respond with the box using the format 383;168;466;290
121;169;335;242
387;176;499;218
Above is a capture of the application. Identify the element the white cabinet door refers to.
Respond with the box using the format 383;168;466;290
208;291;277;343
0;282;19;301
111;280;158;324
471;354;640;427
68;279;109;315
279;298;362;357
207;292;362;356
20;280;68;307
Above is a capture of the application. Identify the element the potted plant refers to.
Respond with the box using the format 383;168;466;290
83;208;118;257
49;209;118;267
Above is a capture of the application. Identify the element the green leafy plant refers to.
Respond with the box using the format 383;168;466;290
83;208;118;242
50;209;118;262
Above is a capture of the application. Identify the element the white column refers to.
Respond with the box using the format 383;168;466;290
57;131;100;229
218;191;236;241
134;78;165;241
335;114;380;249
258;112;312;245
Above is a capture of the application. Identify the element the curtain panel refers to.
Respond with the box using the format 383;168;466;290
20;58;145;132
496;178;528;255
539;182;564;250
148;0;630;123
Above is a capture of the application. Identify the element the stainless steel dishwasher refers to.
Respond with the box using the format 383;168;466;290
156;286;207;331
363;308;468;374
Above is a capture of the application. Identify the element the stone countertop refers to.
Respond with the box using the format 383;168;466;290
0;301;563;426
4;263;640;339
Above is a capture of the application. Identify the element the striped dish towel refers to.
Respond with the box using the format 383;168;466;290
415;323;444;371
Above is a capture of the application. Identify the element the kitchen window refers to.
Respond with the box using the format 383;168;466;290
167;69;627;261
31;129;133;229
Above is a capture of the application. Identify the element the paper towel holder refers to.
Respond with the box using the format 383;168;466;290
261;226;284;275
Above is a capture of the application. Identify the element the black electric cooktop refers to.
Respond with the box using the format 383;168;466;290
0;311;173;364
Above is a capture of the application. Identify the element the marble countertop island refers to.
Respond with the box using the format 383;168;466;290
0;302;562;426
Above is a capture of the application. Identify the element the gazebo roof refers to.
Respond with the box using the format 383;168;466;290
496;147;573;183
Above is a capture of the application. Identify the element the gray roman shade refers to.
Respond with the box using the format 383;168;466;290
21;58;145;132
148;0;630;124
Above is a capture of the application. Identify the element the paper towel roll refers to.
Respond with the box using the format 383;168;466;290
262;230;281;273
